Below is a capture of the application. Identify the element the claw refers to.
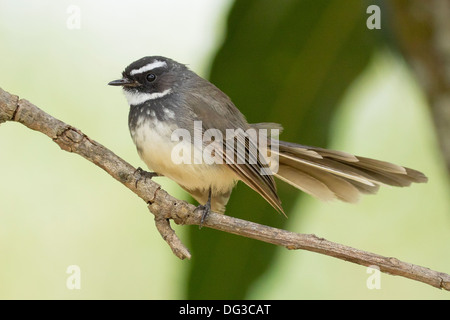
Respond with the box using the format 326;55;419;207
195;188;212;229
134;167;159;188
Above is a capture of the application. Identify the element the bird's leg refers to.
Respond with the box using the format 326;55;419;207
195;187;212;229
134;167;160;188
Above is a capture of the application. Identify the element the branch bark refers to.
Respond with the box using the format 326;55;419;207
0;87;449;291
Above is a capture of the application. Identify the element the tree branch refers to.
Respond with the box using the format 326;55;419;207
0;87;449;291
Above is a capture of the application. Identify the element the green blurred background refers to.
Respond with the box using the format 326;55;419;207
0;0;449;299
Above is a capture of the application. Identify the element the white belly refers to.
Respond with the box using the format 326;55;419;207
131;118;237;194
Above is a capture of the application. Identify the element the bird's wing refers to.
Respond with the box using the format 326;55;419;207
186;82;284;214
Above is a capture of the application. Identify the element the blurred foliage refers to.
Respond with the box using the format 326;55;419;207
388;0;450;175
186;0;383;299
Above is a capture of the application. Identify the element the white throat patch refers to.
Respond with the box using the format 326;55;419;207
123;89;172;105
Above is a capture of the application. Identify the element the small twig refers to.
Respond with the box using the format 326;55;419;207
0;87;449;291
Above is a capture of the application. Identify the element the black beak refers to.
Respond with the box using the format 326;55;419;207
108;78;137;86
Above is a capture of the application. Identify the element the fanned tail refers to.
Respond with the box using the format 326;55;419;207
273;141;427;203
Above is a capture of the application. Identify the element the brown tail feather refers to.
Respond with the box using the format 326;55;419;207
274;141;427;203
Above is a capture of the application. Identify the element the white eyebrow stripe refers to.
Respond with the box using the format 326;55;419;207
130;60;167;76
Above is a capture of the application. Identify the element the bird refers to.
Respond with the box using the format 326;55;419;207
108;56;427;221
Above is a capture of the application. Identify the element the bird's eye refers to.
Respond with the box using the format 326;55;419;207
146;73;156;82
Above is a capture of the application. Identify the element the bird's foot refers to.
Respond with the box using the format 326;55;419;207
195;202;211;229
134;167;160;188
194;188;212;229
